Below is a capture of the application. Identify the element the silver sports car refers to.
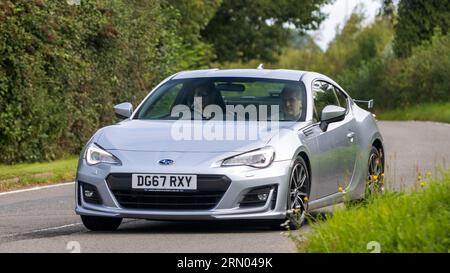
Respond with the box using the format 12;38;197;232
75;68;384;231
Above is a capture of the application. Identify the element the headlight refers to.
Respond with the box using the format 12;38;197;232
221;146;275;168
85;143;121;165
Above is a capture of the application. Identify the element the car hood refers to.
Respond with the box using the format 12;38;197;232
96;120;301;152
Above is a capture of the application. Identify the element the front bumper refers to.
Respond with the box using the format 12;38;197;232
75;159;292;220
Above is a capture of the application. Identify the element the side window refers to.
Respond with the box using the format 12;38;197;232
333;86;348;110
312;81;340;122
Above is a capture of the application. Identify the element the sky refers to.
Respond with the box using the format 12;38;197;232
310;0;383;50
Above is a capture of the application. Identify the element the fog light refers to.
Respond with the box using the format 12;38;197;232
240;186;274;208
257;193;268;201
84;190;95;198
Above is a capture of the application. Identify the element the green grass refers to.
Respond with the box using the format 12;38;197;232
0;156;78;192
297;171;450;253
377;102;450;123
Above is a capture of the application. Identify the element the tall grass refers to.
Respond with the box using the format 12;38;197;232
297;171;450;253
0;156;78;191
377;102;450;124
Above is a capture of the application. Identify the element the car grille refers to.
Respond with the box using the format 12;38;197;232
106;173;231;210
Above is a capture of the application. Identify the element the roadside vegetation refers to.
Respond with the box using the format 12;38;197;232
0;157;77;192
378;102;450;123
0;0;328;164
226;2;450;123
293;170;450;253
0;0;448;186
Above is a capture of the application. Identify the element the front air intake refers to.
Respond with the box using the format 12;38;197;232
106;174;231;210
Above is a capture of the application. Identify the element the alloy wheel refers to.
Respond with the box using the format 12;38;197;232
287;159;310;228
366;147;384;196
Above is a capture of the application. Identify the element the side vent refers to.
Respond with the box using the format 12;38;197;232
302;128;314;137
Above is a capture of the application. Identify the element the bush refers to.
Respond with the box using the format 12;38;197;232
340;31;450;110
257;12;450;113
399;31;450;105
0;0;214;163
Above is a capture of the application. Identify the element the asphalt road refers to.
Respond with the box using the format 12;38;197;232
0;121;448;253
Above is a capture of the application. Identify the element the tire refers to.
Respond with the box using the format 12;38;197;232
81;215;122;231
283;156;311;230
365;146;384;198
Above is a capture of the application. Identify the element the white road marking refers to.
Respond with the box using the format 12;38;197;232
30;223;83;233
0;220;140;240
0;223;83;239
0;182;75;196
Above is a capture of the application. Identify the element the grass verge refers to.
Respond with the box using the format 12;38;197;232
377;102;450;123
0;156;78;192
296;170;450;253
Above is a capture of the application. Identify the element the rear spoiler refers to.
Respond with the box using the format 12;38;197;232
353;99;374;109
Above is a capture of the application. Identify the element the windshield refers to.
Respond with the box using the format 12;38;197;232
134;77;307;121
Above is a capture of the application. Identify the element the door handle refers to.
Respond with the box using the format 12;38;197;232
347;131;355;142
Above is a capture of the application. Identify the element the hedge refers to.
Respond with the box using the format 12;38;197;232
0;0;206;163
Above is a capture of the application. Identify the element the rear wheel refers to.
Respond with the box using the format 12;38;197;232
81;215;122;231
365;146;384;198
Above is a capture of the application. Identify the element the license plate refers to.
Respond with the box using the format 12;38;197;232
131;174;197;191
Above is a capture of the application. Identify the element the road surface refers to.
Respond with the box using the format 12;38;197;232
0;121;448;252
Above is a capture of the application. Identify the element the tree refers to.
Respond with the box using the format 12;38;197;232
378;0;396;22
163;0;222;69
201;0;331;63
164;0;221;44
393;0;450;58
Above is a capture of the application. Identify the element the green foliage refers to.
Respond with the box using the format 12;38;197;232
233;13;395;78
0;0;211;163
0;0;334;163
245;8;450;113
399;31;450;104
165;0;221;45
393;0;450;58
202;0;331;63
378;0;395;20
378;102;450;124
325;14;394;77
1;1;448;163
163;0;221;69
298;171;450;253
339;31;450;109
0;156;78;191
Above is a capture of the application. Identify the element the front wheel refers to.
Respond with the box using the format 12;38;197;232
81;215;122;231
285;156;311;230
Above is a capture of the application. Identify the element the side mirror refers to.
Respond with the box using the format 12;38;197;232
319;105;346;131
114;102;133;119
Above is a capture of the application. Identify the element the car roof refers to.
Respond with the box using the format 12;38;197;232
172;68;308;81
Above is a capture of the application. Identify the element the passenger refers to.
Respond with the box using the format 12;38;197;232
280;85;303;121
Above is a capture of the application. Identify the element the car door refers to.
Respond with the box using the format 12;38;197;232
311;80;359;198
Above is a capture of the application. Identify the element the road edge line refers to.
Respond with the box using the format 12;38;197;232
0;182;75;196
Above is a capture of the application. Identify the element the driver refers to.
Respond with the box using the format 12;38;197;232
190;81;226;120
192;82;218;111
280;85;303;121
